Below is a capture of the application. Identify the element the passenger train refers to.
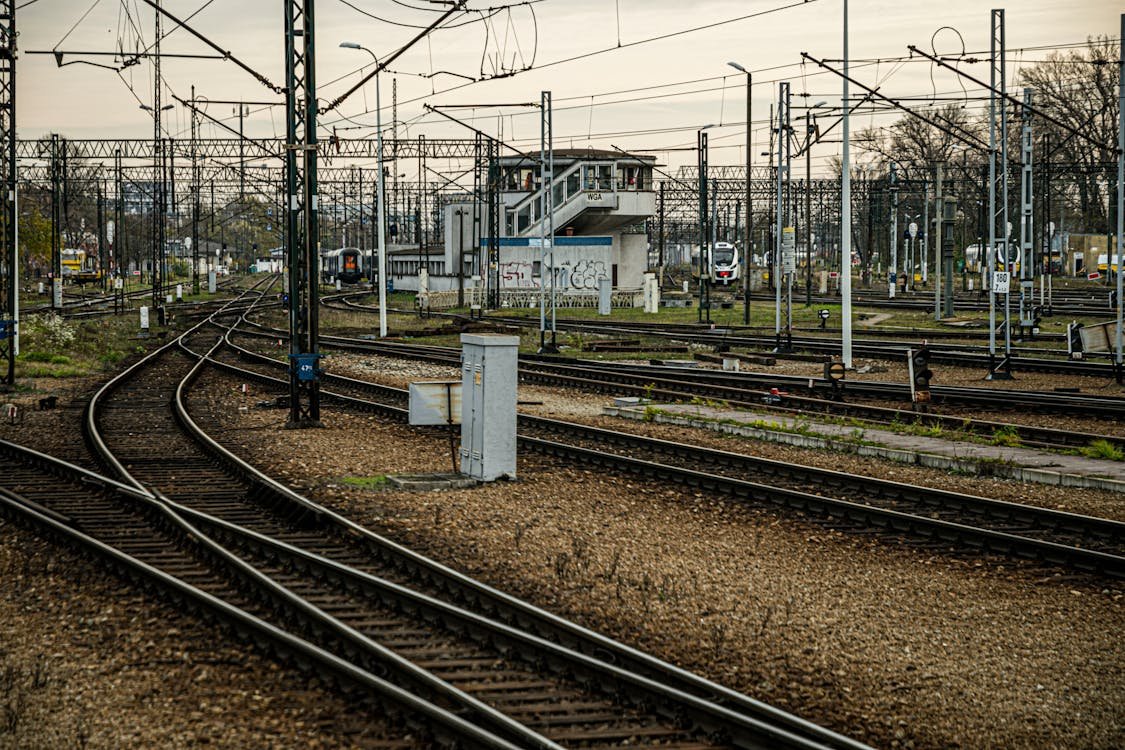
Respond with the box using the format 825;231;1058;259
691;242;742;285
710;241;741;285
321;247;364;284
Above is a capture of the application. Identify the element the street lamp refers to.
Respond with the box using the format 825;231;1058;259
340;41;388;338
697;124;715;323
728;61;752;325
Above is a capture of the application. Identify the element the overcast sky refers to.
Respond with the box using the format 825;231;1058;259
16;0;1120;175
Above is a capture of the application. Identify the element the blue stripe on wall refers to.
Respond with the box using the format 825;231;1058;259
482;236;613;247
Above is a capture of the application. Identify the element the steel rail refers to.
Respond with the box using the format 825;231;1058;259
227;320;1124;450
0;445;523;748
206;334;1125;578
191;336;868;748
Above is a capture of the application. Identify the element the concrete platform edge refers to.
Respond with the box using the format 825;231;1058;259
605;407;1125;495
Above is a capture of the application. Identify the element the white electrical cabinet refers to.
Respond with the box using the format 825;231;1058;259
460;333;519;481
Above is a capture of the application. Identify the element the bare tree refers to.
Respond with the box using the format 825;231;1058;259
1019;35;1118;232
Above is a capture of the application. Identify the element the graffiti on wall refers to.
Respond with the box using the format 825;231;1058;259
567;259;607;290
498;258;609;290
499;261;534;287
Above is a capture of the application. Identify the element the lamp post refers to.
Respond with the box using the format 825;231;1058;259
340;42;387;337
697;124;715;323
728;62;752;325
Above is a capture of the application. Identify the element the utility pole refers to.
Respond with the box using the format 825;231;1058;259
152;0;164;315
1116;11;1124;383
96;179;105;289
538;90;557;352
731;66;752;325
284;0;322;426
191;84;201;294
658;181;665;284
114;148;122;282
987;8;1013;379
698;128;710;323
50;134;62;309
0;0;15;387
889;162;898;299
922;177;930;288
774;81;792;351
487;139;500;309
456;207;465;307
805;114;813;307
840;0;853;367
782;84;793;345
238;102;247;200
745;80;753;325
932;167;941;320
1019;87;1035;338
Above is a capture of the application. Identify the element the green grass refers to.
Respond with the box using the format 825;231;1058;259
21;351;71;365
989;425;1022;447
13;313;159;381
1080;439;1125;462
339;475;390;490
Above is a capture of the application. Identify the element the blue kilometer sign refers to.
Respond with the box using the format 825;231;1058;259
290;353;321;382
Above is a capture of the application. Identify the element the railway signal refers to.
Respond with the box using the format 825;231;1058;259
1067;322;1084;360
824;359;846;401
908;347;933;408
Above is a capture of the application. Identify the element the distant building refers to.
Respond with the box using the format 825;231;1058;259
389;148;657;297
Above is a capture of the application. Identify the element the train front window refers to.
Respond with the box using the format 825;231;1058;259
713;248;735;265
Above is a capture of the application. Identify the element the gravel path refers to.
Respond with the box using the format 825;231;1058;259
192;366;1125;750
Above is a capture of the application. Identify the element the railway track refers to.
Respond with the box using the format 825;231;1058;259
215;332;1125;579
0;441;527;748
66;293;860;747
321;290;1122;376
230;319;1125;452
481;316;1121;378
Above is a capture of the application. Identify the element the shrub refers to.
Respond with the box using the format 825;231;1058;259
1081;439;1125;462
989;425;1021;447
20;313;77;351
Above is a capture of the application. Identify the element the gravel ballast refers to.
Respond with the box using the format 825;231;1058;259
2;353;1122;748
191;367;1125;750
0;521;414;748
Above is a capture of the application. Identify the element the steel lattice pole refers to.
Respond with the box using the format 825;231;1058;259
0;0;14;386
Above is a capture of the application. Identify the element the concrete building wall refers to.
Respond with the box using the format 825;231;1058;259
616;232;648;289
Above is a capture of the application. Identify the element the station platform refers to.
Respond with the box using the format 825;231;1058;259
606;402;1125;494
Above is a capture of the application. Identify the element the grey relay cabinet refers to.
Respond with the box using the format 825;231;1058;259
459;333;519;480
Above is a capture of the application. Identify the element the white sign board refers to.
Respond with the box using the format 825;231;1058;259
993;271;1010;294
408;381;462;425
1078;321;1115;354
139;306;150;330
781;227;796;274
